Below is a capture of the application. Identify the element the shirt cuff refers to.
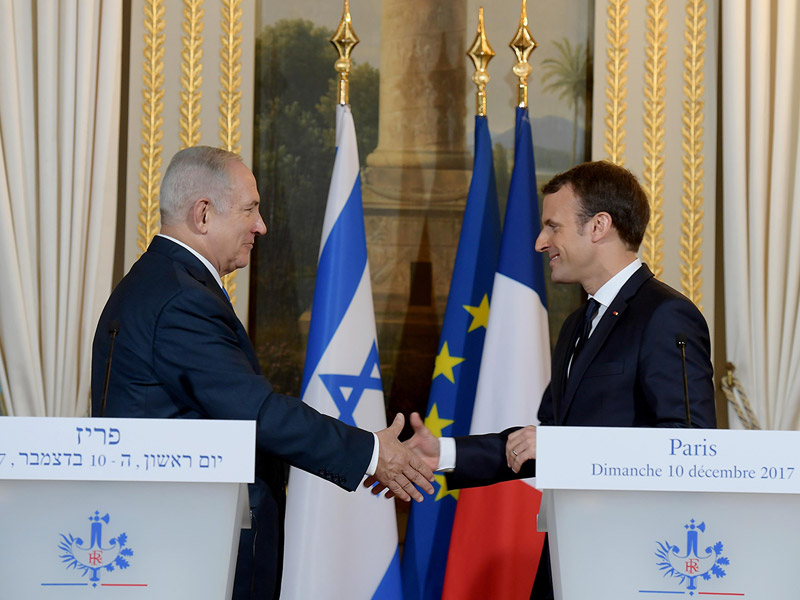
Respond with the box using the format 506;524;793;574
366;432;380;477
437;437;456;472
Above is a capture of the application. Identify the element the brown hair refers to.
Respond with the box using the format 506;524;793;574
542;161;650;251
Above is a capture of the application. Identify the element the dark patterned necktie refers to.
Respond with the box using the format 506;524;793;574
572;298;600;363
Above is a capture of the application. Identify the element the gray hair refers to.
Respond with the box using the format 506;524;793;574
159;146;244;226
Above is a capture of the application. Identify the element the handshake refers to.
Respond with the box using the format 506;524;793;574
371;412;537;501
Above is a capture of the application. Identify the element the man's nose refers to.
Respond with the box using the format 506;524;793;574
255;214;267;235
534;230;547;253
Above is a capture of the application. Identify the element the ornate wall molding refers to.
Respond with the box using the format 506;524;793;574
603;0;629;165
642;0;666;279
218;0;243;155
137;0;166;256
180;0;204;149
218;0;243;304
679;0;706;310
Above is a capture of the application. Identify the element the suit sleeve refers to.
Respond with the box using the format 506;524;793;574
537;383;555;426
445;427;536;490
152;287;373;491
639;296;716;429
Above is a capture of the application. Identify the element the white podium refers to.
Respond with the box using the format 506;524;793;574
0;417;254;599
536;426;800;599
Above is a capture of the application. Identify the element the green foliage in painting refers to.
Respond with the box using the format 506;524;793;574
251;19;379;394
541;37;588;166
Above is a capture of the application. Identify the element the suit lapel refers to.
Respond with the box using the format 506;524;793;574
148;237;231;304
147;237;262;374
558;264;654;424
147;236;230;303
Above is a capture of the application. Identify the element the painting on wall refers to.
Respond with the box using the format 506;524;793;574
249;0;593;424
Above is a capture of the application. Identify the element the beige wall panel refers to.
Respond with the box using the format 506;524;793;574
125;0;256;326
592;0;718;344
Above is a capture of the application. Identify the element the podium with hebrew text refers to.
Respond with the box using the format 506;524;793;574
536;426;800;598
0;417;254;599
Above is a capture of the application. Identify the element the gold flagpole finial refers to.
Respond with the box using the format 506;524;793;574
509;0;538;108
330;0;360;105
467;7;496;117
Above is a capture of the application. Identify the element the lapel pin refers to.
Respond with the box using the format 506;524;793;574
612;311;619;316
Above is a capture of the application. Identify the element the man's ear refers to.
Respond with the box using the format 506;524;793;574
192;198;211;233
590;211;613;242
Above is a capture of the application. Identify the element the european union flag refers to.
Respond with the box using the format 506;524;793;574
441;105;550;600
400;115;501;600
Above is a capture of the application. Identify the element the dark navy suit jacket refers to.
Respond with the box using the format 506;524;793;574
91;236;373;600
448;264;716;488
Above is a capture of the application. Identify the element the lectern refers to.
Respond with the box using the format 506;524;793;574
0;417;254;599
536;426;800;598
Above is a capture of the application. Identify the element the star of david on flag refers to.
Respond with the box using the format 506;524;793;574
320;342;382;427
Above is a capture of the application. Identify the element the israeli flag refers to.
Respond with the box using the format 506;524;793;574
281;105;402;599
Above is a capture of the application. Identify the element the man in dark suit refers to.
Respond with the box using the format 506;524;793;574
390;161;716;598
91;146;433;600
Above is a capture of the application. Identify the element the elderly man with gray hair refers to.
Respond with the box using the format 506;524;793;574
92;146;433;600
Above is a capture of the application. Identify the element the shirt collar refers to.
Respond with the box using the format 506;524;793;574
589;258;642;308
156;233;225;291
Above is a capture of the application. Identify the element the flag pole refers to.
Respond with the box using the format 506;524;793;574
466;7;496;117
509;0;538;108
283;3;404;598
441;4;550;598
330;0;359;106
401;9;503;599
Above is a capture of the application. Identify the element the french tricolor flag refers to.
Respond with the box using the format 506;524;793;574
442;106;550;599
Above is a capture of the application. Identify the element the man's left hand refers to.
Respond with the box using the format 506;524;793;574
506;425;537;473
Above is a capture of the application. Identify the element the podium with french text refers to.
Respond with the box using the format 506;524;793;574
536;426;800;598
0;417;254;599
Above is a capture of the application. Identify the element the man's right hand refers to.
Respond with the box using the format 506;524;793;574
373;413;435;502
366;412;440;499
404;411;440;471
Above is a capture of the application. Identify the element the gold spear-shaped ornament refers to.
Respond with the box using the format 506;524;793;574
467;7;496;117
509;0;538;108
330;0;360;105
